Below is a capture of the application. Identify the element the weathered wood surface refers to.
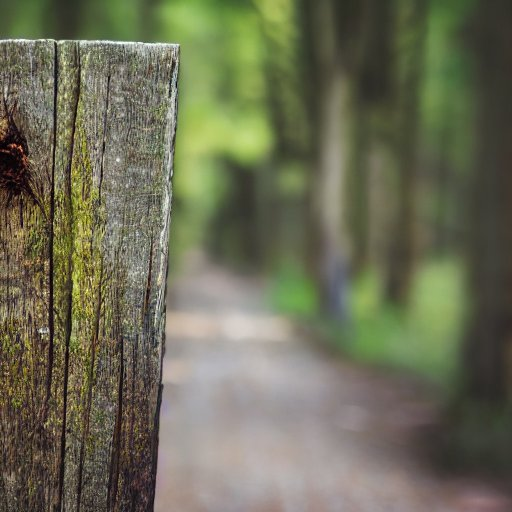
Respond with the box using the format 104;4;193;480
0;40;179;511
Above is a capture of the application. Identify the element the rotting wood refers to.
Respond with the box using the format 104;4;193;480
0;39;179;512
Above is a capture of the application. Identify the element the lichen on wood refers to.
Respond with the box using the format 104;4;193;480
0;39;179;512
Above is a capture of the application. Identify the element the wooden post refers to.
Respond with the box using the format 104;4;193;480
0;40;179;511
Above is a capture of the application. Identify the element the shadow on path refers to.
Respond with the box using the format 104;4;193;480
155;254;511;512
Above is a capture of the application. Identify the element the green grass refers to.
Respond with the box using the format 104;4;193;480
268;263;319;317
345;259;465;389
269;259;466;391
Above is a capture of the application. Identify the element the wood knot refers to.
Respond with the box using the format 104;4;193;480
0;99;36;208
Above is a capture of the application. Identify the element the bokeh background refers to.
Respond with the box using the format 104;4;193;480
3;0;512;510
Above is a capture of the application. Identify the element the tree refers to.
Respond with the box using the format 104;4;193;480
347;0;394;274
384;0;428;306
299;0;364;319
463;0;512;401
253;0;306;271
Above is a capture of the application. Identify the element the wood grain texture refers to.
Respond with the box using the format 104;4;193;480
0;39;179;512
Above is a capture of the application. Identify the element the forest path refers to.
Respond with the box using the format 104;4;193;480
154;253;510;512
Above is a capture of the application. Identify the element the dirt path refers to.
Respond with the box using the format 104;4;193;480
154;255;510;512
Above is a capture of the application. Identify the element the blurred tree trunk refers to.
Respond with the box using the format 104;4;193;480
209;160;262;271
384;0;428;306
255;2;304;271
348;0;393;274
300;0;363;319
348;106;370;274
433;120;452;255
313;63;350;318
463;0;512;401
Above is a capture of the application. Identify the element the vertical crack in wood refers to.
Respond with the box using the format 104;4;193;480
76;260;103;512
75;50;110;512
57;41;81;512
107;284;124;511
142;236;154;324
44;40;58;422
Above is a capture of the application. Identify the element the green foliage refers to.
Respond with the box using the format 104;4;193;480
270;259;466;390
346;259;465;389
153;0;274;262
1;0;48;37
268;263;318;316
